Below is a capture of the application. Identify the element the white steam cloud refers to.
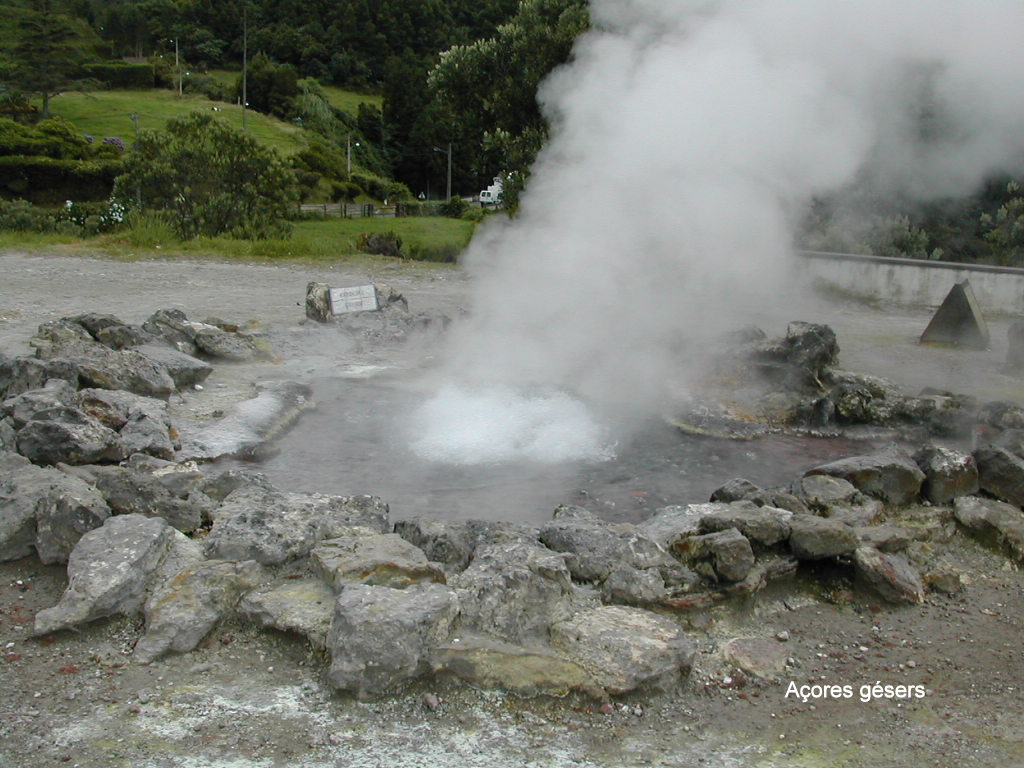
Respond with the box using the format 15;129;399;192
412;0;1024;464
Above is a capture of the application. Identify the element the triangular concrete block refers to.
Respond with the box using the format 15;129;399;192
920;279;990;349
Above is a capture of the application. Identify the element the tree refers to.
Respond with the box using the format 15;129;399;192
237;52;299;118
428;0;589;207
114;112;297;239
9;0;91;119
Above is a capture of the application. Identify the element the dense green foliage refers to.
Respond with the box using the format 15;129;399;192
114;111;297;239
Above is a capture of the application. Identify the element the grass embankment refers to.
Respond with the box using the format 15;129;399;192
45;89;307;155
0;216;478;264
206;70;382;117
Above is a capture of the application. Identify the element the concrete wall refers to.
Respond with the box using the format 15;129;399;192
796;251;1024;314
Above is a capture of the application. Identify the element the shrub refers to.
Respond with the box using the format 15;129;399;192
439;196;469;219
405;242;460;263
0;199;56;232
81;62;156;89
356;231;403;257
114;112;297;240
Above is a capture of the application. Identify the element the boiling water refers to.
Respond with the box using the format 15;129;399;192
239;370;876;524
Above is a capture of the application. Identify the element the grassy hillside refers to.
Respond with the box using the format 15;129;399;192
45;89;307;155
206;70;381;116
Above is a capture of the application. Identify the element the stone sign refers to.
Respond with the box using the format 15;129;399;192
328;285;379;315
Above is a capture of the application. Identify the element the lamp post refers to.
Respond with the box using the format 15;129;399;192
347;135;360;176
172;38;182;96
242;6;248;131
433;143;452;201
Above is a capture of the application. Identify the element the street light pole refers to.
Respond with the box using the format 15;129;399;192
347;135;360;176
433;143;452;201
242;6;248;131
174;38;182;96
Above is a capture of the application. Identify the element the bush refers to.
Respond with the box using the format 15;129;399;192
0;156;124;204
356;231;403;257
0;199;56;232
405;242;460;263
439;196;469;219
114;112;297;240
182;74;231;102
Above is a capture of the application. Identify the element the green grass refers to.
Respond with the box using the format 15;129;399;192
44;89;308;156
0;215;477;265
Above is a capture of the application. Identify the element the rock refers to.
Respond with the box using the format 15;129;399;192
238;577;336;649
853;547;925;603
53;345;177;399
550;606;695;695
749;322;838;391
635;504;704;550
787;514;859;560
197;468;274;502
794;474;860;509
15;407;125;466
28;319;94;356
34;514;180;635
326;583;457;696
393;518;537;572
80;465;203;533
94;322;154;350
973;445;1024;507
304;282;333;323
676;527;754;583
924;564;965;594
452;540;587;644
65;312;125;340
142;309;199;355
139;459;205;499
0;453;47;561
710;479;808;513
177;381;313;461
30;472;111;565
75;387;169;430
0;418;16;451
914;445;979;504
430;635;603;699
539;505;682;584
721;637;790;680
192;325;278;362
805;447;925;506
601;563;668;605
697;500;792;547
134;343;213;389
311;533;446;590
134;559;263;663
2;379;77;426
856;525;913;553
953;496;1024;562
821;498;886;528
0;355;79;399
205;487;389;565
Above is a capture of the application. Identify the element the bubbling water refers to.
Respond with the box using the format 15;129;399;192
408;385;616;466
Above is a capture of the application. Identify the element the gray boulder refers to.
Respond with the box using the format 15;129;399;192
452;539;588;644
675;527;754;583
0;418;16;451
393;517;538;572
238;577;336;649
551;606;695;695
913;445;979;504
722;637;790;680
805;447;925;506
953;496;1024;562
2;379;77;426
787;514;859;560
635;504;704;550
539;505;683;585
853;547;925;603
15;407;125;466
601;563;669;605
134;559;264;663
709;478;808;513
77;465;203;533
0;355;79;399
794;474;860;509
34;514;182;635
135;343;213;389
697;500;792;547
205;487;389;565
0;454;47;560
326;582;458;696
312;533;446;590
973;445;1024;507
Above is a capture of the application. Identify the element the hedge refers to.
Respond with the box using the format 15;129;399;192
0;156;124;204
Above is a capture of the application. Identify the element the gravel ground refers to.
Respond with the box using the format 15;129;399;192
1;249;1022;768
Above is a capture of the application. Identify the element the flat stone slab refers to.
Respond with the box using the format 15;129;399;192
551;606;695;695
788;514;859;560
853;547;925;603
722;637;790;680
238;577;336;649
312;533;445;590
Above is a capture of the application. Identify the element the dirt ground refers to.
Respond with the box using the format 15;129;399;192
1;249;1022;768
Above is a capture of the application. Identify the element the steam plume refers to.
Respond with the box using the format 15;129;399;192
414;0;1024;462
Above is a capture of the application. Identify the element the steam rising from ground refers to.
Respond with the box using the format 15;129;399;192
412;0;1024;464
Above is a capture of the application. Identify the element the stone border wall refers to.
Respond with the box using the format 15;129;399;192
796;250;1024;313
